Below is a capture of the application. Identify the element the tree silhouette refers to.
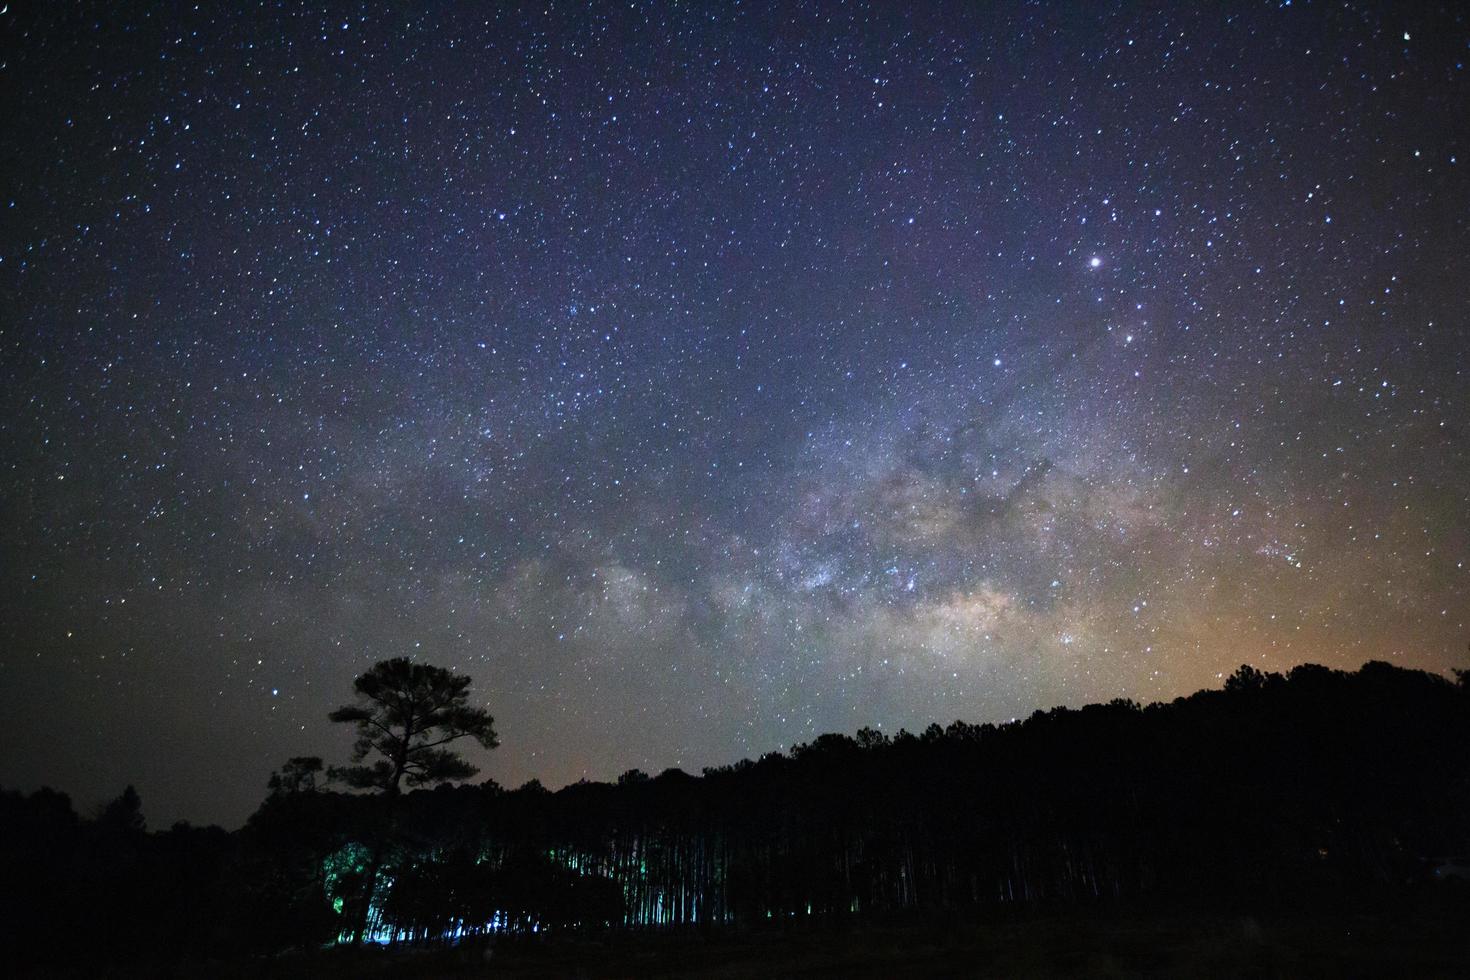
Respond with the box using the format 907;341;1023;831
328;658;499;796
327;657;498;942
98;784;145;833
7;659;1470;966
268;756;324;795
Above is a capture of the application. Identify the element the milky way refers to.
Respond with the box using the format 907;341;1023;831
2;3;1468;827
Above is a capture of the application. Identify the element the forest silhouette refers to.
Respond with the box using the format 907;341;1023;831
4;660;1468;974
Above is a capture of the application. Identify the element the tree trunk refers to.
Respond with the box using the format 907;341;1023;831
352;769;405;944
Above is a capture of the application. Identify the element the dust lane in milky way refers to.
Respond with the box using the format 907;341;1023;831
1;2;1467;826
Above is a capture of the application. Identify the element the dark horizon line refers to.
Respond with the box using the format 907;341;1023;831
13;655;1462;833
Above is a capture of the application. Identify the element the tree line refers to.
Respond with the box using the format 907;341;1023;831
3;659;1468;969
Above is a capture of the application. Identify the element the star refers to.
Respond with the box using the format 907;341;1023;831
1;0;1464;829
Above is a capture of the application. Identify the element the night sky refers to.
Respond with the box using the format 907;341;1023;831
3;2;1468;829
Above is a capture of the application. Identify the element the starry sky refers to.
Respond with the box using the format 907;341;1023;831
2;2;1468;828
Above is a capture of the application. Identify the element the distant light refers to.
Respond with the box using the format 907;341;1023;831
993;357;1002;367
1089;256;1102;268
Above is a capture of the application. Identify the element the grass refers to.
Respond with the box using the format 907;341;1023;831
19;888;1468;978
195;893;1470;979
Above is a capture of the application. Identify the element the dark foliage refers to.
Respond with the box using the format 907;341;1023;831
327;658;499;795
4;661;1468;969
326;657;500;944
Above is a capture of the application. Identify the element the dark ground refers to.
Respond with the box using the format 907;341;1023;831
51;893;1469;980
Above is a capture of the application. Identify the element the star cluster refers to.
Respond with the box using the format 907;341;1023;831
2;2;1467;826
